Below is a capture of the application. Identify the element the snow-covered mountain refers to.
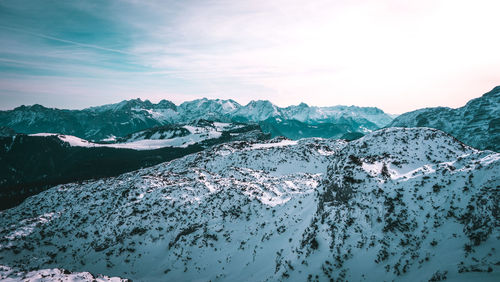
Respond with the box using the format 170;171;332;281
232;100;282;122
176;98;241;122
1;128;498;281
388;86;500;152
0;98;394;141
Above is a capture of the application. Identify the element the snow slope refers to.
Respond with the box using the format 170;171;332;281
295;127;499;281
0;128;498;281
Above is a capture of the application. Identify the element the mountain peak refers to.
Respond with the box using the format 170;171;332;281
88;98;156;112
246;100;275;107
179;98;240;114
14;104;48;111
156;99;177;110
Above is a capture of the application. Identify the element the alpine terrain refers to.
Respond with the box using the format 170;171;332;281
389;86;500;152
1;128;498;281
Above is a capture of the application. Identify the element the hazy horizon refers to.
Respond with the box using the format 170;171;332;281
1;84;497;115
1;0;499;114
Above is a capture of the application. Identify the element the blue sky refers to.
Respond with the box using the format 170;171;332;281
0;0;499;113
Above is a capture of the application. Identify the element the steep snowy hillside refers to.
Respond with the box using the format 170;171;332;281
0;137;345;281
294;128;499;281
0;128;498;281
0;98;393;141
388;86;500;151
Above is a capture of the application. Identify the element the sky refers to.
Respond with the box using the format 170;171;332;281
0;0;498;114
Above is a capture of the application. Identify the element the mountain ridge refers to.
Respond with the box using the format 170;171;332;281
388;86;500;152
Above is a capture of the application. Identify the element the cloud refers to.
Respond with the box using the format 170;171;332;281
0;0;499;112
128;0;500;111
0;25;133;55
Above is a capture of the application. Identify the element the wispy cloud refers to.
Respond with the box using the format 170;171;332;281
0;25;134;55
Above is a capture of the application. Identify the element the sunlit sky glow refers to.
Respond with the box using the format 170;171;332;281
0;0;498;113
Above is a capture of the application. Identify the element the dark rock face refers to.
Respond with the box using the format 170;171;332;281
389;86;500;152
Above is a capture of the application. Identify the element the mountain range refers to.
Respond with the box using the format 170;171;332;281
1;128;498;281
3;86;497;152
0;98;393;141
